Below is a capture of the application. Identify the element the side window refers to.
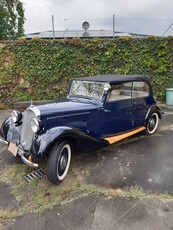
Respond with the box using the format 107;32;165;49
132;82;149;98
107;82;132;102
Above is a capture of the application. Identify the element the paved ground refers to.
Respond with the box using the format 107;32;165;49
7;196;173;230
1;105;173;230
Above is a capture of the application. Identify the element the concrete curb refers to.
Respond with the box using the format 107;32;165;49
158;103;173;111
13;100;54;109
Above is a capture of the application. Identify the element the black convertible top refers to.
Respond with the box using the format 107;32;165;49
74;75;151;85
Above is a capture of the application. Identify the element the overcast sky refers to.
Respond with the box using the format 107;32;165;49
22;0;173;36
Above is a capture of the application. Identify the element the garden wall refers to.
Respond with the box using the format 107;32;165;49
0;36;173;107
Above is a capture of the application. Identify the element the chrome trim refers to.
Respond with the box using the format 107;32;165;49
31;118;40;133
0;137;8;145
21;109;35;150
47;112;90;120
18;149;38;168
27;105;41;117
21;155;38;168
145;107;152;120
11;110;18;123
0;138;38;167
145;105;161;120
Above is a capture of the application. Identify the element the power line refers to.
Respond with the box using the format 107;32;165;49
162;22;173;36
53;17;173;21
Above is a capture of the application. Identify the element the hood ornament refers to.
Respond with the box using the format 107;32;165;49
30;99;34;107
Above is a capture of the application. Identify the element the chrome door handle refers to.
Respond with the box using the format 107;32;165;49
104;109;111;112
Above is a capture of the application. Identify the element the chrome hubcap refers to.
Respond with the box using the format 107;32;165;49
149;118;155;130
60;155;67;170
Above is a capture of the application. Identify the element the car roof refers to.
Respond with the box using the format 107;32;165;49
74;75;151;85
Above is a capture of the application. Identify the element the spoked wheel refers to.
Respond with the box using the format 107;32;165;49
47;140;71;184
145;112;159;135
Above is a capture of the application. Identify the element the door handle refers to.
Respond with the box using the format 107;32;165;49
103;109;111;112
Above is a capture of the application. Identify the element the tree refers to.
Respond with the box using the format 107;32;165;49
0;0;25;40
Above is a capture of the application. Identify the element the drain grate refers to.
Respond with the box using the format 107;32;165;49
24;168;46;183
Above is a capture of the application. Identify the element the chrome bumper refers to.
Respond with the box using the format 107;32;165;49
0;137;38;168
18;149;38;168
0;137;8;145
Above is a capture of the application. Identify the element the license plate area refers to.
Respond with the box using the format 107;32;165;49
8;143;18;157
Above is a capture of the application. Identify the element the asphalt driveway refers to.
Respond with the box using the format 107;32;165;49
1;106;173;230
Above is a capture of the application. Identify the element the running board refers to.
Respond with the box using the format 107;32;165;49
104;127;146;145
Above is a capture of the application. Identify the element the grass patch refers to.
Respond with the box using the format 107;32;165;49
122;186;173;201
1;163;173;218
78;184;113;197
0;164;82;213
122;186;147;198
0;210;19;220
0;164;122;213
1;164;29;203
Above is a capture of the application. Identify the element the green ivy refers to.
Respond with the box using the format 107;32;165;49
0;37;173;105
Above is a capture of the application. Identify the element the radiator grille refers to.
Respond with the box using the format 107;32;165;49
21;109;36;150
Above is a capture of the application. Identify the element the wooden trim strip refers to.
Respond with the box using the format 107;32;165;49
104;127;146;145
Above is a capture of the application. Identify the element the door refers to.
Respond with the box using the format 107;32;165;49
93;82;135;137
132;81;151;127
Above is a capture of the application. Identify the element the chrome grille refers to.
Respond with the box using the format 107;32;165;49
21;109;36;150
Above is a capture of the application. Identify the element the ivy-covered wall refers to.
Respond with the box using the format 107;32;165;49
0;36;173;107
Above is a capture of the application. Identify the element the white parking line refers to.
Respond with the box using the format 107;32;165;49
163;111;173;115
159;125;173;131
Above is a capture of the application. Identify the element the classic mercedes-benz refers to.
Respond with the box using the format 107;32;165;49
0;75;161;184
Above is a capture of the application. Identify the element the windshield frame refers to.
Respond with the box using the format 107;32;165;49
68;80;110;101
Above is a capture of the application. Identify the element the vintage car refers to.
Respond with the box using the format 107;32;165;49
0;75;161;184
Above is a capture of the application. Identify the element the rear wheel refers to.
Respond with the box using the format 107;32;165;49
145;112;159;135
47;140;71;184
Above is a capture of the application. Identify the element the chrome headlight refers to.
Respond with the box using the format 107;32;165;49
31;118;40;133
11;110;22;123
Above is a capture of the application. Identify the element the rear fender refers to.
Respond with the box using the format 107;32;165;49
144;105;162;126
31;126;108;157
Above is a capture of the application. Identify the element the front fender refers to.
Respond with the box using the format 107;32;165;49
0;117;21;144
31;126;108;157
0;117;11;139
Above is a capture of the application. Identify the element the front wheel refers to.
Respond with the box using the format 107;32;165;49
47;140;71;184
145;112;159;135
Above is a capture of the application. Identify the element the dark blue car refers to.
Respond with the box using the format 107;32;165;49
0;75;161;184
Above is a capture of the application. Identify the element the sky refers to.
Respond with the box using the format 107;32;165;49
22;0;173;36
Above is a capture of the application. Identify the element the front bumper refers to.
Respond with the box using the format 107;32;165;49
0;137;38;168
0;138;8;145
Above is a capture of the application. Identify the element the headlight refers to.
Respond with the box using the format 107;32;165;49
31;118;40;133
11;110;22;123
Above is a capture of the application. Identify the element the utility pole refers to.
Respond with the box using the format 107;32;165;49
113;14;115;38
52;15;55;40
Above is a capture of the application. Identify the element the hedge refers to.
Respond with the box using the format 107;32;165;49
0;36;173;107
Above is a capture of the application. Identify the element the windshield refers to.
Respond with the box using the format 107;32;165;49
69;80;109;101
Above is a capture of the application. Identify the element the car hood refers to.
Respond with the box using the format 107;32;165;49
30;98;100;132
35;98;100;117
